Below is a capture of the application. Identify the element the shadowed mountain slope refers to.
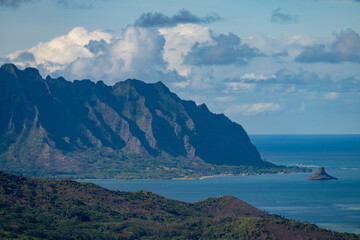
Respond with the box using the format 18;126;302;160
0;64;287;178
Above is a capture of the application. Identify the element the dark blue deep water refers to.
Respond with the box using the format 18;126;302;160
84;135;360;234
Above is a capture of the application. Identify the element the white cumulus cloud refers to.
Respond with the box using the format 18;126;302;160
159;24;212;76
6;24;216;86
65;26;167;83
6;25;175;84
7;27;113;72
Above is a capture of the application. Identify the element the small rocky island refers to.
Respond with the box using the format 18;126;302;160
307;167;338;180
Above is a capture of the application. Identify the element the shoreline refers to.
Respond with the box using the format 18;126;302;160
76;170;311;181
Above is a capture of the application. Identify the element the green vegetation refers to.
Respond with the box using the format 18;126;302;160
1;149;309;179
0;171;358;240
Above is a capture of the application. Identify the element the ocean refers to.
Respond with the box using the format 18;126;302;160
84;135;360;234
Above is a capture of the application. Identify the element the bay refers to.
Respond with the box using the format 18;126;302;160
83;135;360;234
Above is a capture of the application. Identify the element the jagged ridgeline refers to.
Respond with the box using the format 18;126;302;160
0;64;305;179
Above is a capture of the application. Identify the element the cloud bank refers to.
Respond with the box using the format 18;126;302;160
3;9;359;125
5;21;266;89
6;24;359;95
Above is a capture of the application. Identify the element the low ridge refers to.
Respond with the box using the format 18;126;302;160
0;171;357;239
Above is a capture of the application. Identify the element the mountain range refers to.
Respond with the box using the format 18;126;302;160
0;64;305;179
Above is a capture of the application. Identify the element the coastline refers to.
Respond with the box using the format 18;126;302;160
76;170;309;181
75;167;360;235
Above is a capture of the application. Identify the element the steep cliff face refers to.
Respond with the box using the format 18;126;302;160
0;64;267;176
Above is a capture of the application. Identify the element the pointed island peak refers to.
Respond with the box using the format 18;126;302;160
306;167;338;180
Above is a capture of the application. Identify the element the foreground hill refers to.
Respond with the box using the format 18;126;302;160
0;64;306;179
0;171;358;240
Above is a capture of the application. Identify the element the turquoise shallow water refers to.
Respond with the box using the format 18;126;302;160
83;135;360;234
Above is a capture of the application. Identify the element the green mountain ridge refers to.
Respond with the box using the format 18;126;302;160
0;63;307;179
0;171;358;239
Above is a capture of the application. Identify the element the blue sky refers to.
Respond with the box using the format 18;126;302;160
1;0;360;134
